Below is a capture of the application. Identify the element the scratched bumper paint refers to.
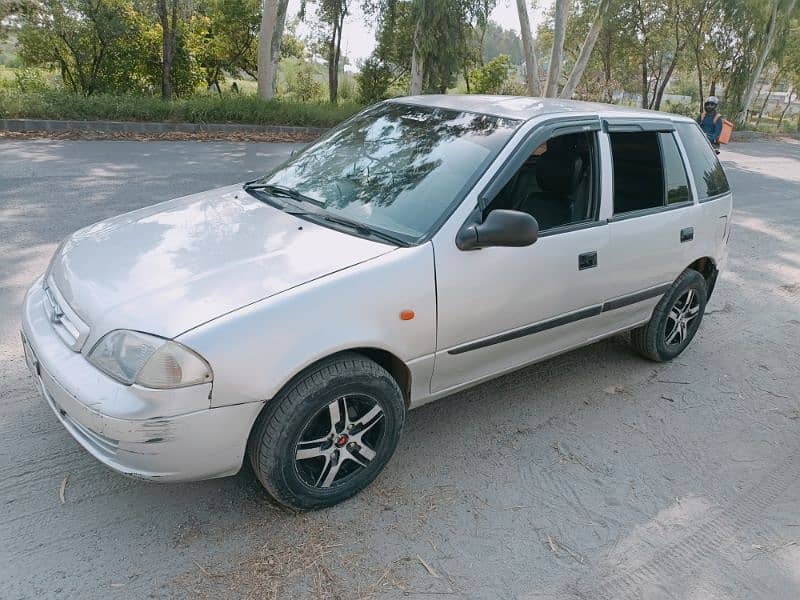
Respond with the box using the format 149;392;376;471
21;280;263;482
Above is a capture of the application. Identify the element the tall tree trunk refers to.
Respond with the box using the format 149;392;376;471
695;47;704;111
755;70;782;125
777;90;794;129
653;54;681;110
327;9;346;103
738;0;794;122
410;18;424;95
516;0;540;96
158;0;177;100
258;0;288;101
560;0;609;99
269;0;289;98
640;59;649;109
545;0;570;97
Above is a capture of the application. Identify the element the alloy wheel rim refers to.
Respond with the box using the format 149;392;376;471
294;395;385;489
664;288;701;347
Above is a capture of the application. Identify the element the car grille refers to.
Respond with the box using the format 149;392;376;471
43;277;90;352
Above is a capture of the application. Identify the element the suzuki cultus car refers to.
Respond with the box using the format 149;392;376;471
22;96;732;509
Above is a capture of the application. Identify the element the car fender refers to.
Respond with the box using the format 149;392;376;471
178;242;437;409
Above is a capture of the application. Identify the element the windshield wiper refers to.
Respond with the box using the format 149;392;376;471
244;182;406;247
243;183;324;207
316;213;407;247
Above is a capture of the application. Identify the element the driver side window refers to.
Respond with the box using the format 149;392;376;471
484;131;598;232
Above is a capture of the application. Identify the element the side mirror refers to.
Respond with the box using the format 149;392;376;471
456;209;539;251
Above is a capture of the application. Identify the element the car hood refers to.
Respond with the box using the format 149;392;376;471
48;185;395;341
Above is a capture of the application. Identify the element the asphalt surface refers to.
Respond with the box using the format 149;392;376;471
1;138;799;600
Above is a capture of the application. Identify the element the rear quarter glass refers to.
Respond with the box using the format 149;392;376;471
674;122;730;201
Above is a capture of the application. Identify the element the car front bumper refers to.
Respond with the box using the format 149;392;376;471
21;280;264;482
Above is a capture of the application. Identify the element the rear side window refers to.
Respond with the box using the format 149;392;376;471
660;132;691;204
675;122;730;200
609;132;663;214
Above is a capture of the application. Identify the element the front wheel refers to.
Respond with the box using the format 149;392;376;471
630;269;708;362
248;353;405;510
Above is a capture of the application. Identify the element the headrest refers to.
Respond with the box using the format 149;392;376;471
536;151;583;195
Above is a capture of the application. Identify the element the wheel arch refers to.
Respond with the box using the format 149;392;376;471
244;346;412;466
686;256;719;299
262;346;413;410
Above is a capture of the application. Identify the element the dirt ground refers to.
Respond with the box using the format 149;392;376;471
1;138;799;600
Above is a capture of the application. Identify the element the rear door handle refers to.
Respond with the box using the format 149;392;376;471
680;227;694;243
579;251;598;270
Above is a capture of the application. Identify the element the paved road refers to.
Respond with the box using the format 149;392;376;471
1;138;799;600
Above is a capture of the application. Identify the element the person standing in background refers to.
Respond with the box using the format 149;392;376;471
699;96;723;148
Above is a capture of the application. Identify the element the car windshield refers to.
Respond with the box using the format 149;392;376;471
251;102;520;244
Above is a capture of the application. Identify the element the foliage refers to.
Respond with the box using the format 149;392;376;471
13;66;50;92
367;0;495;93
285;60;324;102
469;54;512;94
355;56;392;103
662;100;696;117
195;0;261;84
17;0;148;95
3;0;798;132
0;89;361;125
482;21;523;65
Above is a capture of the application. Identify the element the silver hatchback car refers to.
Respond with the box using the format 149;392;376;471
22;96;732;509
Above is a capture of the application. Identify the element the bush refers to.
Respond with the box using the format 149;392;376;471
356;57;392;104
498;77;527;96
0;90;362;127
470;55;513;95
285;61;324;102
662;101;696;118
13;68;50;93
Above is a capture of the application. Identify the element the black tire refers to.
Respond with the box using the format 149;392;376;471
248;352;405;510
630;269;708;362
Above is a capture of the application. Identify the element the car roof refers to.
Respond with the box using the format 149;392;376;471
391;94;696;124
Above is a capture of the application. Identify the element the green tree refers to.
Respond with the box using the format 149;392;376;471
481;21;523;65
356;56;392;103
469;54;512;93
309;0;350;103
17;0;146;95
195;0;260;89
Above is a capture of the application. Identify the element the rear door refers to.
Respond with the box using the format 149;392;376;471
597;120;698;334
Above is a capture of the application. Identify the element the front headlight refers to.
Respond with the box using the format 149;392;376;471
87;330;213;389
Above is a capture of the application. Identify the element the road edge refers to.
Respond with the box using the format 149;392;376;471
0;118;326;142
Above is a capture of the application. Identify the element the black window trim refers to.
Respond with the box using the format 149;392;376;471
466;115;604;239
608;199;693;223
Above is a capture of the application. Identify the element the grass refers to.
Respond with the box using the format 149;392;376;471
0;90;362;128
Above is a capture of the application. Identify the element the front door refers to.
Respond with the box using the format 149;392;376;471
431;125;613;394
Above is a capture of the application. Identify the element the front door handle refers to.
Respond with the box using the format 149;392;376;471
579;251;598;270
680;227;694;243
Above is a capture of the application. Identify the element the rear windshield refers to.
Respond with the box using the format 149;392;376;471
255;102;520;244
675;122;730;200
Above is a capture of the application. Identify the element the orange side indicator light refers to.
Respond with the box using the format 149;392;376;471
400;310;415;321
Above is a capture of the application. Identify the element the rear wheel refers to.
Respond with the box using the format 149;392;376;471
248;353;405;510
630;269;707;362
